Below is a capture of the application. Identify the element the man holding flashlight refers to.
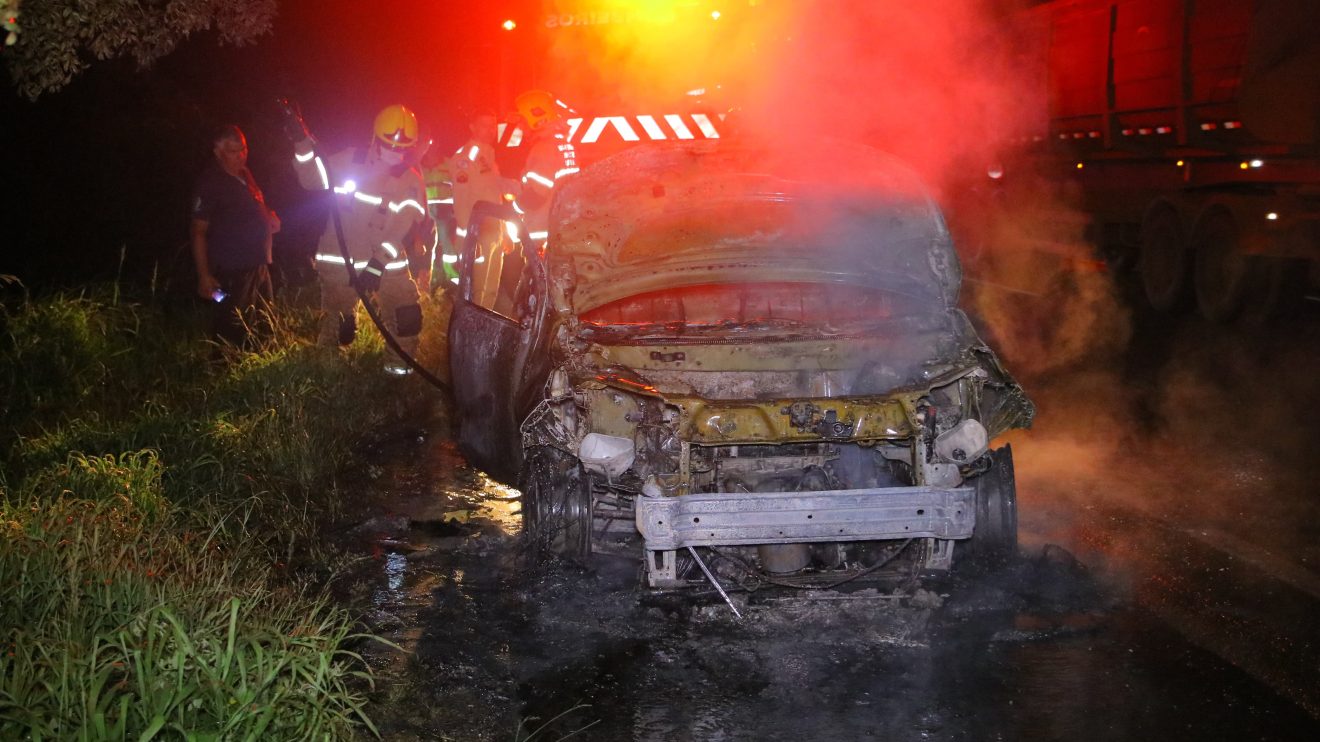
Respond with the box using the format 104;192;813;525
191;124;280;346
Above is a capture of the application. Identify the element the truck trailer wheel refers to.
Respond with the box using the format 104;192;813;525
520;447;592;564
1140;206;1191;311
1193;211;1255;323
962;445;1018;565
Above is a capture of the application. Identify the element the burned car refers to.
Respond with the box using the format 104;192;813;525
448;140;1034;588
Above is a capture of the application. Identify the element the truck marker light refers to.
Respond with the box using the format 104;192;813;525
1201;122;1218;131
1156;126;1173;134
1075;162;1084;170
1240;162;1250;170
1266;213;1279;221
1176;160;1185;167
502;19;516;31
1250;159;1264;168
1224;121;1243;129
711;11;722;20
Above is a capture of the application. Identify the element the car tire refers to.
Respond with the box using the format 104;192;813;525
964;444;1018;564
1140;206;1191;312
520;446;592;563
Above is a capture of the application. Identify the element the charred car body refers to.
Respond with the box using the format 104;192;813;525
448;140;1034;588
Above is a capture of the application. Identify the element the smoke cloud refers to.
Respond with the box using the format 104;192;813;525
547;0;1040;196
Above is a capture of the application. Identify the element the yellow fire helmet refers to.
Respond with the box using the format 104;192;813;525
515;90;572;131
373;104;419;150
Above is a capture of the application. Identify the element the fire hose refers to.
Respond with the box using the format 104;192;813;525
279;98;450;393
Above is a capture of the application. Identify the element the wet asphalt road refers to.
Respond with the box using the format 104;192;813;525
342;296;1320;741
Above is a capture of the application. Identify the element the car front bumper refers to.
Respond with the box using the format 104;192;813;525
635;486;975;551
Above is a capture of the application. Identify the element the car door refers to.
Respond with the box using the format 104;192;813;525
448;201;552;484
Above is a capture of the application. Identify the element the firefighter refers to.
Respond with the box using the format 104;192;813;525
447;110;516;309
420;145;458;287
285;103;433;375
448;111;506;240
512;90;580;247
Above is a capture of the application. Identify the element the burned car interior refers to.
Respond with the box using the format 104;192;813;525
448;139;1034;591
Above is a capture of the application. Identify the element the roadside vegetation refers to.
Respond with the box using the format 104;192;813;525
0;279;443;739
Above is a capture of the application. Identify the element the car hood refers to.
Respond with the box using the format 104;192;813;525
547;140;962;314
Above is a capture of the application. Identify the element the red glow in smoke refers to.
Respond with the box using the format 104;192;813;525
542;1;1041;197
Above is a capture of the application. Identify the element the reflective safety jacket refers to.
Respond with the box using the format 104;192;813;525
423;161;453;214
293;143;429;275
422;160;459;283
447;138;504;233
515;131;578;242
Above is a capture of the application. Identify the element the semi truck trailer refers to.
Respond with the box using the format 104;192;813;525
1020;0;1320;320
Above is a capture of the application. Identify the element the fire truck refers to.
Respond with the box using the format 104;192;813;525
1018;0;1320;321
493;0;732;171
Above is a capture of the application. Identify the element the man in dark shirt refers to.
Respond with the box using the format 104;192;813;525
191;124;279;345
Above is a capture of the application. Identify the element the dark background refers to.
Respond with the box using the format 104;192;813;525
0;0;542;294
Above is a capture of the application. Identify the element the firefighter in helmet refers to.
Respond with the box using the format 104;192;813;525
512;90;579;247
286;103;434;375
440;110;509;292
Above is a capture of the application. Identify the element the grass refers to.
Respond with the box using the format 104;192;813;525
0;281;447;739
